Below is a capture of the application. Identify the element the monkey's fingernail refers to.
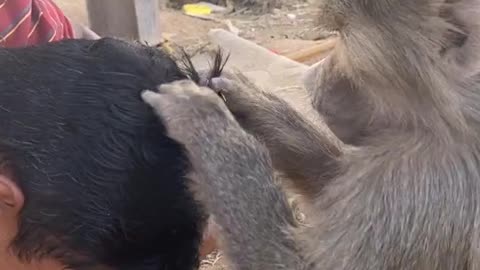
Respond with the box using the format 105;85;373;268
218;91;227;102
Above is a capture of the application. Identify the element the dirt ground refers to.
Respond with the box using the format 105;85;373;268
54;0;329;63
53;1;321;269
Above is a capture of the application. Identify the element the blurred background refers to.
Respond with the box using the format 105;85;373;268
55;0;333;65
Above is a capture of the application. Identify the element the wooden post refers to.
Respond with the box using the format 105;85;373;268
86;0;161;44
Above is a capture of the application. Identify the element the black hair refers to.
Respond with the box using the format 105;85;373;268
0;37;226;270
178;47;230;87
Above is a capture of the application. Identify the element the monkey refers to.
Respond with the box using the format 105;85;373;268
142;0;480;269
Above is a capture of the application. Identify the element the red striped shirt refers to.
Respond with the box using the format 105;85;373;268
0;0;74;47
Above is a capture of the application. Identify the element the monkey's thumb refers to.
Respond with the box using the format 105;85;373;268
141;90;169;113
210;77;234;94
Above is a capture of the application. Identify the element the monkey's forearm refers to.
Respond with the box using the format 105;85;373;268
247;99;343;198
189;128;305;270
213;73;342;197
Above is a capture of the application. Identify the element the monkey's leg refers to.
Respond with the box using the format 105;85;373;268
212;75;343;199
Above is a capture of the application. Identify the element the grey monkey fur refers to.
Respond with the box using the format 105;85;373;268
142;81;304;269
144;0;480;269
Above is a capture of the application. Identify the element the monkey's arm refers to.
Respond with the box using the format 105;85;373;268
142;80;306;270
212;74;343;198
189;127;306;270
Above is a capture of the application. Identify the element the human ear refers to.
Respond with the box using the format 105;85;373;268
0;175;24;215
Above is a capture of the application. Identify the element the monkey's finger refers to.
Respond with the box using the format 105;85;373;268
142;91;188;127
142;90;181;114
157;80;198;95
141;90;164;107
210;77;238;94
196;69;211;86
158;79;209;98
212;70;260;95
142;90;186;113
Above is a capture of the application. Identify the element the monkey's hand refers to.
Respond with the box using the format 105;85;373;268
141;79;240;152
211;71;343;199
209;70;287;135
143;79;304;270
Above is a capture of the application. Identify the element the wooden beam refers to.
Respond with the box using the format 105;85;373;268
283;38;337;64
86;0;161;44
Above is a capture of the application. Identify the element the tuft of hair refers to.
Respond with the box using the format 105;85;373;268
135;40;230;87
177;47;230;88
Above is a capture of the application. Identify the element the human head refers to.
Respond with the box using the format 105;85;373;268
0;38;206;270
